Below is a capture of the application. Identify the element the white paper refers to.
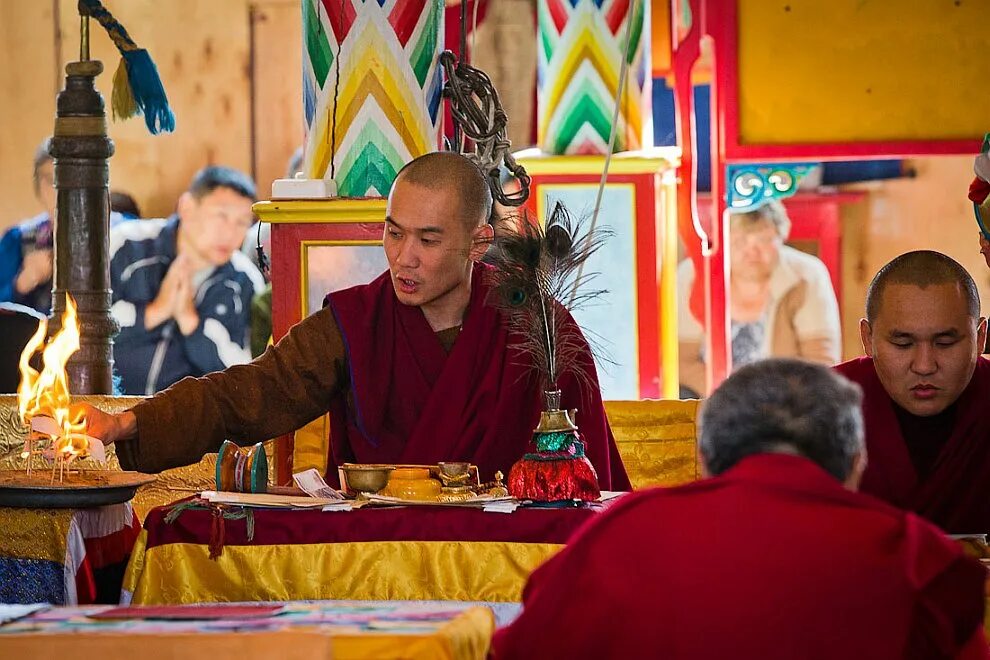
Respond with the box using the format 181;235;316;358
320;501;354;512
200;490;339;509
81;436;106;464
483;502;520;514
30;415;58;436
293;468;344;500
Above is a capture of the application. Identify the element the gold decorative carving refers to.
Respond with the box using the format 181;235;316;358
0;394;217;520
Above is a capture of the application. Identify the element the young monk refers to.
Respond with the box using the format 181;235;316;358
77;152;630;490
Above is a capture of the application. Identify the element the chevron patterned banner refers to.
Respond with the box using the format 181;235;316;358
537;0;651;155
303;0;444;196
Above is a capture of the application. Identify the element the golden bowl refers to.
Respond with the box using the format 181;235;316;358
382;467;442;501
341;464;394;496
438;461;471;484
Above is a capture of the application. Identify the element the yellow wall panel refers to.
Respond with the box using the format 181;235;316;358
651;0;672;76
737;0;990;144
252;0;303;201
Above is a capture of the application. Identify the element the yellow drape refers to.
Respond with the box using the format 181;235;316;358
124;530;561;605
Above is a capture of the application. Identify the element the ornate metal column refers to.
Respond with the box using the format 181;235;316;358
48;59;117;395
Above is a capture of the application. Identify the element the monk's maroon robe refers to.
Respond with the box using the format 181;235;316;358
836;356;990;534
492;454;988;659
326;262;630;489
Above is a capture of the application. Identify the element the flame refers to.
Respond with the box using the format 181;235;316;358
17;295;88;458
17;318;48;423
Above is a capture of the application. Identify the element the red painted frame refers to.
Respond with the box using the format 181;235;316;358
523;171;666;399
270;221;384;484
672;0;978;393
709;0;981;162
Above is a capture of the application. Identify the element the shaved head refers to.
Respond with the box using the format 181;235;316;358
393;152;493;229
865;250;980;323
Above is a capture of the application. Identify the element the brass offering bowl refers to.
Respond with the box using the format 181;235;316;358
340;464;394;496
0;469;156;508
438;461;471;486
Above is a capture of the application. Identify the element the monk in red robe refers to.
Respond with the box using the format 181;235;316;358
492;359;988;659
78;152;629;489
835;250;990;534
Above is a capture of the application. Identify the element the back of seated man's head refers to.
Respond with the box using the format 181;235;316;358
861;250;987;417
178;166;258;268
392;152;493;229
699;358;865;487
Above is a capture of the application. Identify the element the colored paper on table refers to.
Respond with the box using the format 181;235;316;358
87;605;284;621
0;603;49;625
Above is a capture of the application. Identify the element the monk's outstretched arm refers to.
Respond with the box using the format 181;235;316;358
116;307;345;473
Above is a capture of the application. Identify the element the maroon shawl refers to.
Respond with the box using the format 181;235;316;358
492;454;988;658
325;262;630;490
836;356;990;534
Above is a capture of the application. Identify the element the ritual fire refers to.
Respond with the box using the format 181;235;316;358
17;295;105;479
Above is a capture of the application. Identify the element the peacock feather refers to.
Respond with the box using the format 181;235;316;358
485;201;609;394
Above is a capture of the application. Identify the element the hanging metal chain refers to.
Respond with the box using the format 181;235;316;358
440;51;530;207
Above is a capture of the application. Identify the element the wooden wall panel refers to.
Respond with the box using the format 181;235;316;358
0;1;58;231
251;0;303;199
55;0;252;219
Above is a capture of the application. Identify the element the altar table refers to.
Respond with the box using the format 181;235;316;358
0;503;141;605
122;502;597;605
0;600;494;660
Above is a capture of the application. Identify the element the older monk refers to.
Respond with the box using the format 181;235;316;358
493;359;988;658
836;250;990;534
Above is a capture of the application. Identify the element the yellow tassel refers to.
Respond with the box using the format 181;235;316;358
111;57;138;121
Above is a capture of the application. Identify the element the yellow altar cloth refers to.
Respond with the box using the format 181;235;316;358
122;502;596;605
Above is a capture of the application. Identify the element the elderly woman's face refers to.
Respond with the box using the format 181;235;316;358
730;220;781;281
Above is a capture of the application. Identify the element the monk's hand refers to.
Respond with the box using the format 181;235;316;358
981;233;990;270
70;403;137;446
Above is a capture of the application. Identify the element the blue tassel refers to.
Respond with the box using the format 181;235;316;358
121;48;175;134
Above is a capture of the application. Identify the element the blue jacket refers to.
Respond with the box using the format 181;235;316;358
109;216;265;395
1;211;130;314
0;213;55;314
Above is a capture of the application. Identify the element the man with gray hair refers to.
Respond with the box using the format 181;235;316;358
493;359;987;658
